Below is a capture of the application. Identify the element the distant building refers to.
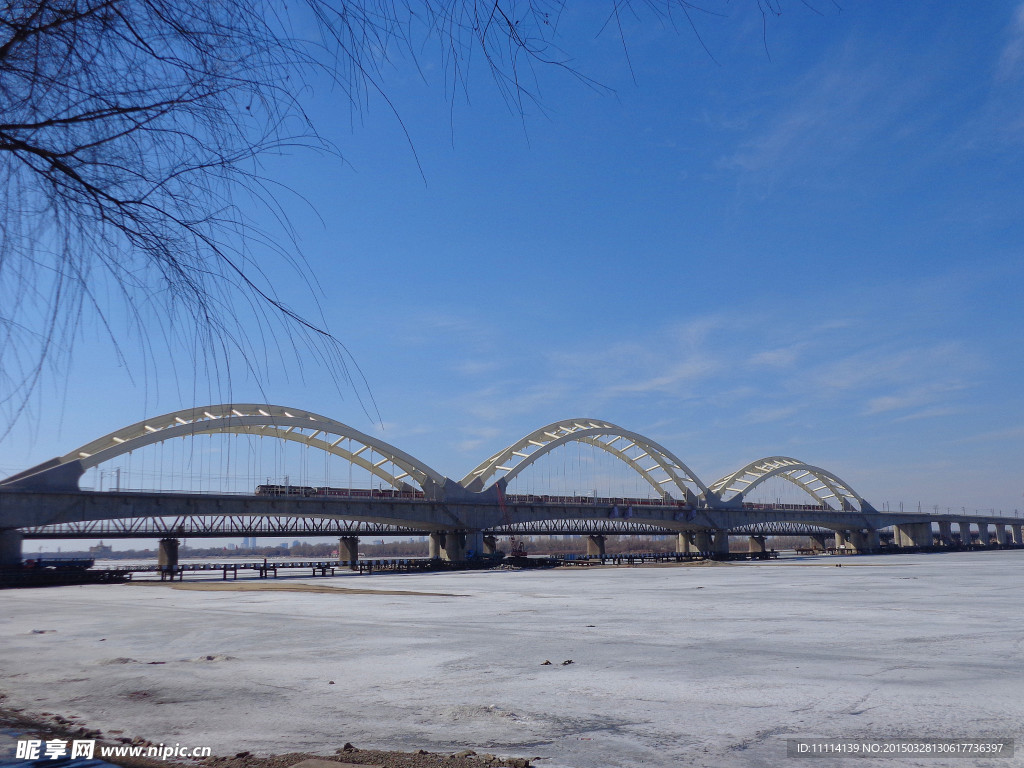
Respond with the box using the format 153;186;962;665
89;541;113;557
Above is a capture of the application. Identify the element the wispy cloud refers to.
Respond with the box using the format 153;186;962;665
891;406;961;423
741;405;799;425
748;344;803;369
451;358;505;376
997;3;1024;81
863;383;967;417
956;424;1024;444
604;358;722;395
718;39;940;189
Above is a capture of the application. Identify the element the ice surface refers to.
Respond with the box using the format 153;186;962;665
1;552;1022;767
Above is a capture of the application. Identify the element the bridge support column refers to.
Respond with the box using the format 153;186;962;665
483;535;498;555
996;524;1010;546
908;522;933;548
338;537;359;569
958;522;973;546
937;521;953;547
847;530;869;554
158;538;179;571
465;531;484;559
835;530;850;551
677;533;696;554
865;529;881;553
894;525;931;548
0;530;23;569
441;533;466;561
713;530;730;556
809;533;828;552
748;535;766;554
1011;526;1021;545
587;535;607;557
979;522;993;546
428;532;442;559
693;530;712;554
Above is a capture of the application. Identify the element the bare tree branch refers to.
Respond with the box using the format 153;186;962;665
0;0;803;436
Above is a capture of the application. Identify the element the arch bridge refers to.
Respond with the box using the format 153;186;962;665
1;404;1020;564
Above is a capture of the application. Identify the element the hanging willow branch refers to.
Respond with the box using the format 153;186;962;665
0;0;796;433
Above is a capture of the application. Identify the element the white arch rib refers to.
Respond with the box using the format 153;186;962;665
59;404;445;491
460;418;709;501
709;457;867;511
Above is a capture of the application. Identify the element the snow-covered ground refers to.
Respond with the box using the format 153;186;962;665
1;551;1021;767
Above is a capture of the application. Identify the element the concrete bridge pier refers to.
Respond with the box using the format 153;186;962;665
157;537;180;571
937;521;953;547
848;530;870;553
693;530;712;554
748;535;766;554
483;535;498;555
990;522;1003;546
809;533;828;552
834;530;850;551
958;522;974;546
1011;526;1021;546
675;532;695;554
991;524;1004;546
713;530;730;555
428;532;442;559
465;531;484;559
338;536;359;568
894;523;932;549
925;522;938;546
975;522;987;546
441;532;466;561
999;524;1013;546
587;535;607;557
864;529;881;552
979;522;994;546
0;529;23;569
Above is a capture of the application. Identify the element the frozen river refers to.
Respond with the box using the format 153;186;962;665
1;551;1021;767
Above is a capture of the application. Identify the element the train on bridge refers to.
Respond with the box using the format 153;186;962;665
253;484;831;512
254;483;688;506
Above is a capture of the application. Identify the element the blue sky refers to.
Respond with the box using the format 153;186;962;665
3;1;1024;521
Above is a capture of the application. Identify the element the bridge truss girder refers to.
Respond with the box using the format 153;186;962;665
19;515;427;539
20;515;841;540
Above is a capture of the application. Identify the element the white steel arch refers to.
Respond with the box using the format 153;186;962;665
55;404;445;492
460;418;709;502
709;457;872;511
